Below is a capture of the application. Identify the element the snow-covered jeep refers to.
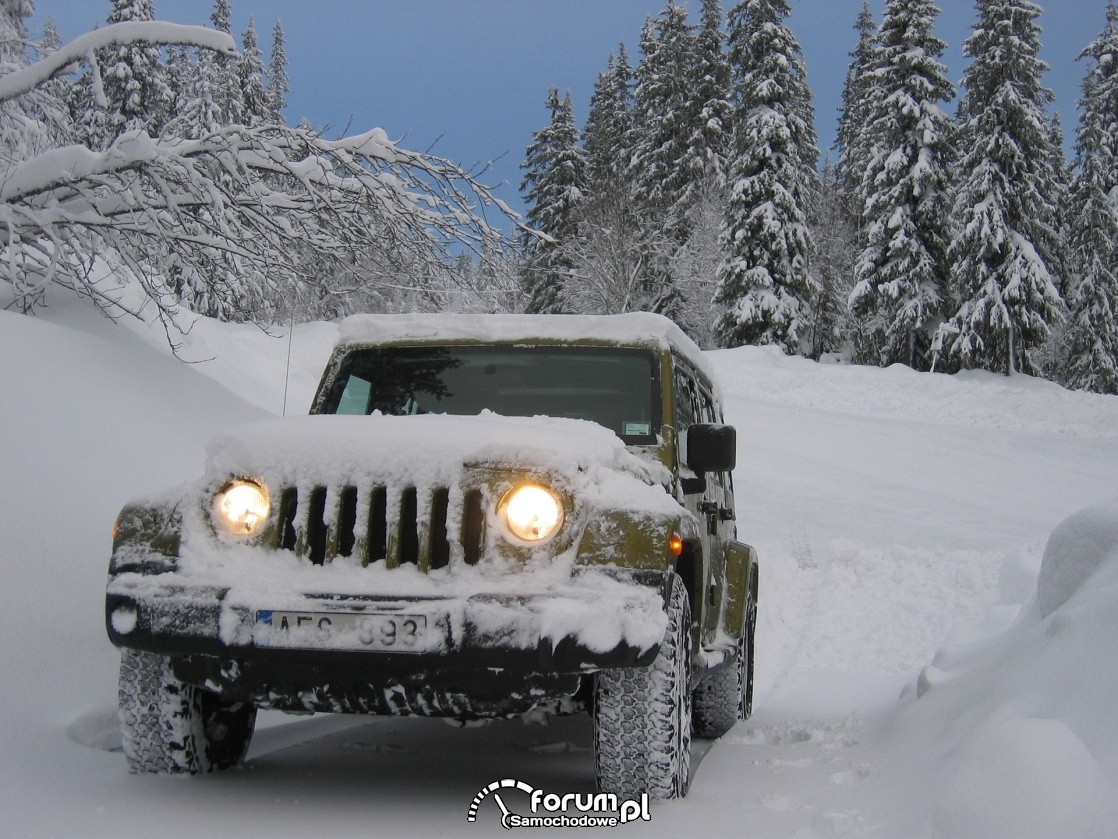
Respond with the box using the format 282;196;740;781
105;312;759;799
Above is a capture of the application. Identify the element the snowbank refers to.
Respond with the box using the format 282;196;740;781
905;499;1118;838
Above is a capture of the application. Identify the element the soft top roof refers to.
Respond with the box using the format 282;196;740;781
335;312;715;379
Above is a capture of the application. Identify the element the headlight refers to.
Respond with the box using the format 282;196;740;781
214;479;270;536
499;484;564;542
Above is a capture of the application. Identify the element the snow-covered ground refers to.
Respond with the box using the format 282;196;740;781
2;293;1117;838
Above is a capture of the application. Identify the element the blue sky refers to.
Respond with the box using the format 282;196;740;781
28;1;1113;221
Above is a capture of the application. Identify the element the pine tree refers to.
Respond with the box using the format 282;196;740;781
1064;2;1118;394
811;158;859;356
848;0;956;370
943;0;1064;376
583;43;633;194
267;19;289;124
209;0;241;126
239;17;268;126
100;0;173;141
164;44;222;138
835;2;878;209
519;87;586;313
629;4;699;242
25;12;70;149
685;0;732;198
715;0;820;353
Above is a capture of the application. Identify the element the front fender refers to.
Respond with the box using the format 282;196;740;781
110;502;183;575
721;540;759;639
575;508;701;571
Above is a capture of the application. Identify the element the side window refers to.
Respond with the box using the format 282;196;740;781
673;368;699;434
698;386;717;425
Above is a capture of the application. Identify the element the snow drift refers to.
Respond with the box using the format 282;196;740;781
2;293;1118;837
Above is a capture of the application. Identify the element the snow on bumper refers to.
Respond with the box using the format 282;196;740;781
105;566;672;672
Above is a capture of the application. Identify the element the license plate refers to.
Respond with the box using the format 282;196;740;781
256;610;427;652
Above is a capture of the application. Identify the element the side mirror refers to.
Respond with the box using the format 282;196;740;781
686;423;736;474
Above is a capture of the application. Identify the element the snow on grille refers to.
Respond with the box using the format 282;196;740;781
274;483;484;570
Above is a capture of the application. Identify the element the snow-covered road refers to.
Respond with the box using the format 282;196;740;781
2;301;1116;837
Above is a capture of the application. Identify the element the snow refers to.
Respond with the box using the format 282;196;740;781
3;290;1118;836
0;21;235;102
336;310;716;382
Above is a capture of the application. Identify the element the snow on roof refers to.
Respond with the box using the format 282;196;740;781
336;312;714;378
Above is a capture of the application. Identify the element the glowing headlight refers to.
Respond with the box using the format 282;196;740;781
214;479;270;536
499;484;564;542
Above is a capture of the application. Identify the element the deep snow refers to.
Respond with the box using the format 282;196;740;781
2;293;1117;838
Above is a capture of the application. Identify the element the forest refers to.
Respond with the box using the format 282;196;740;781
2;0;1117;394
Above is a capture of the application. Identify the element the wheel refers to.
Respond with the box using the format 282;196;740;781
692;636;746;739
594;574;692;800
118;649;256;774
693;594;755;739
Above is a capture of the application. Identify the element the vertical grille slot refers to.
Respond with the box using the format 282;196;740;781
277;487;298;551
306;486;329;565
429;488;451;571
336;486;358;558
397;487;419;566
367;487;387;564
462;489;484;566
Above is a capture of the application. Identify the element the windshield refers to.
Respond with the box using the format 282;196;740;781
320;345;660;444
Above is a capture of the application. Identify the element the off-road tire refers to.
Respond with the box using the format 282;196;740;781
692;595;756;738
118;649;256;774
692;636;745;739
594;574;692;800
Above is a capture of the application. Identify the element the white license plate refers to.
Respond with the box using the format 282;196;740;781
256;610;427;652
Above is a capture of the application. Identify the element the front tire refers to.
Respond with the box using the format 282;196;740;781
118;649;256;774
594;574;692;799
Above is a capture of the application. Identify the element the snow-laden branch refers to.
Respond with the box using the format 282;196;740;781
0;22;236;104
1;121;513;325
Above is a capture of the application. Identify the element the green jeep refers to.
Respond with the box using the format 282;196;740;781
106;312;759;799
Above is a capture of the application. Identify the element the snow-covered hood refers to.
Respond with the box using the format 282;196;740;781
203;412;672;501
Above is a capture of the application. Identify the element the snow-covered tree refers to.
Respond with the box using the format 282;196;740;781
1;21;512;333
35;15;71;145
835;2;878;210
98;0;173;144
684;0;732;201
208;0;241;126
1064;2;1118;394
164;43;222;139
555;188;670;318
629;4;698;241
238;17;267;126
848;0;956;370
811;158;859;356
715;0;820;353
1;0;69;160
943;0;1064;376
266;19;288;124
519;87;586;313
583;44;633;195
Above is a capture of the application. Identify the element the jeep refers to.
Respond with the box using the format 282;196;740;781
106;312;759;799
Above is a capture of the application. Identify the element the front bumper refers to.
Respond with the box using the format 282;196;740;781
106;566;672;676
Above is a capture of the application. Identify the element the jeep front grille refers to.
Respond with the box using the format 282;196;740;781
275;485;485;570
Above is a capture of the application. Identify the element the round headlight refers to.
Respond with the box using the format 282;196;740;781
500;484;564;542
214;479;270;536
